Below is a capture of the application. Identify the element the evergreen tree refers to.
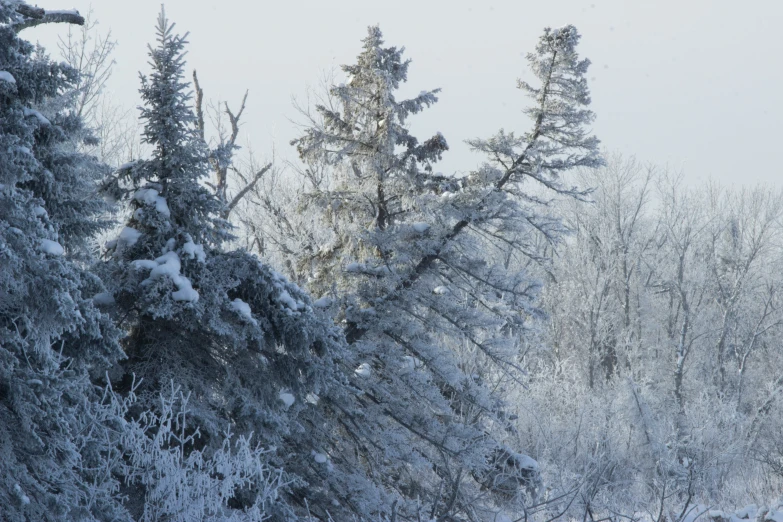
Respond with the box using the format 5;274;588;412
0;3;126;520
21;75;114;258
99;11;387;521
291;26;448;291
269;24;601;520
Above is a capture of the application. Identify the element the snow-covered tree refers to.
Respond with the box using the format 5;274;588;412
289;26;448;290
0;3;127;520
246;24;600;520
97;11;407;521
542;154;657;388
10;18;117;257
516;156;783;519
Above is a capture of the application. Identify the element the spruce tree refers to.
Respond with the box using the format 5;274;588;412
20;76;114;258
0;3;126;520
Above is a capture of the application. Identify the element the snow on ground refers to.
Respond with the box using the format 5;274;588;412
594;502;783;522
705;504;783;522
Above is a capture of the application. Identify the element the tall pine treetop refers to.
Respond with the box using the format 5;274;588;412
470;24;600;193
291;25;447;296
139;8;196;183
272;23;603;520
297;25;446;175
104;7;229;262
345;26;408;89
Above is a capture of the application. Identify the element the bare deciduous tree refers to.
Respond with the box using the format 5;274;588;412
192;70;271;220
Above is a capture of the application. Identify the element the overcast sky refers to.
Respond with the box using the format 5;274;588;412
29;0;783;186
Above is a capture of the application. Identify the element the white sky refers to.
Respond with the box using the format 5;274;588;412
28;0;783;186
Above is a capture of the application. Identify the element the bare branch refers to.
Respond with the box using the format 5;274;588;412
224;91;248;150
225;163;272;218
193;70;205;142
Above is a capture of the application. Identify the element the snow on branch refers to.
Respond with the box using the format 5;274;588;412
14;6;85;32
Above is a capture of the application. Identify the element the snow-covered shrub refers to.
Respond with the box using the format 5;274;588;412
103;382;284;522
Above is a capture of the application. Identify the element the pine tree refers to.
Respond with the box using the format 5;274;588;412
0;3;126;520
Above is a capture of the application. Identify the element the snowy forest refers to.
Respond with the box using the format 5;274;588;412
2;2;783;521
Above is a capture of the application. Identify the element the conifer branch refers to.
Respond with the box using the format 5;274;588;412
14;6;84;32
